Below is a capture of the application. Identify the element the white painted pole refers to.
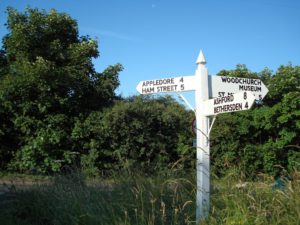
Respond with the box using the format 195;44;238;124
195;50;210;223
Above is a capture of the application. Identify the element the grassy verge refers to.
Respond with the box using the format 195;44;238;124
0;172;196;225
0;170;299;225
203;170;300;225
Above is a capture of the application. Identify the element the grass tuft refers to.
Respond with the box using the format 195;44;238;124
0;170;299;225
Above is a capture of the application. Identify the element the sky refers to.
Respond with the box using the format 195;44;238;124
0;0;299;105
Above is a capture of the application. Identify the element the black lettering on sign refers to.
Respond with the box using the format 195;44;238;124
142;87;155;94
143;81;149;87
218;92;225;97
214;103;243;114
221;77;262;85
180;84;184;90
244;92;247;100
214;95;234;105
155;78;173;86
157;85;178;92
239;85;262;92
180;77;184;82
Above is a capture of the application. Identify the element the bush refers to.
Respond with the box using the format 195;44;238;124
71;96;194;175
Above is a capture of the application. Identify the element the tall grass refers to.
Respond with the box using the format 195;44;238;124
0;170;299;225
203;170;300;225
0;172;196;225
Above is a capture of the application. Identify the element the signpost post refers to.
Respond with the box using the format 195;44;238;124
194;51;210;220
136;50;268;224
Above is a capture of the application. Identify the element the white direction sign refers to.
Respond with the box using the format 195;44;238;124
136;50;269;223
209;76;268;100
202;91;256;116
136;75;197;94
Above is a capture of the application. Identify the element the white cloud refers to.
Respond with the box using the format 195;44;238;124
80;27;139;42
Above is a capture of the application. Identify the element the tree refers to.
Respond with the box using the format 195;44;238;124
0;7;122;172
210;64;300;178
71;96;194;175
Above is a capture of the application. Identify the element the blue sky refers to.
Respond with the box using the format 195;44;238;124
0;0;299;102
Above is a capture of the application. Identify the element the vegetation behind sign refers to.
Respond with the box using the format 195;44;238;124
0;8;299;178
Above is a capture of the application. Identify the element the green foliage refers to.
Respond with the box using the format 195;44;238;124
72;96;194;175
0;171;299;225
0;7;122;173
211;64;300;178
266;64;300;106
203;171;300;225
0;172;196;225
0;7;299;178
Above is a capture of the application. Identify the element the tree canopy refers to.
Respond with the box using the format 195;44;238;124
0;7;122;172
0;7;299;177
210;64;300;177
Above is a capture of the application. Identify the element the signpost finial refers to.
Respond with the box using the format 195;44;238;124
196;50;206;65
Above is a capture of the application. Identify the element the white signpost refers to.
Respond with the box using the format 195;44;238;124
209;75;269;100
202;91;256;116
136;75;197;94
136;51;268;223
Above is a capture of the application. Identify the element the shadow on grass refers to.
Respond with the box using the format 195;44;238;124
0;171;196;225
